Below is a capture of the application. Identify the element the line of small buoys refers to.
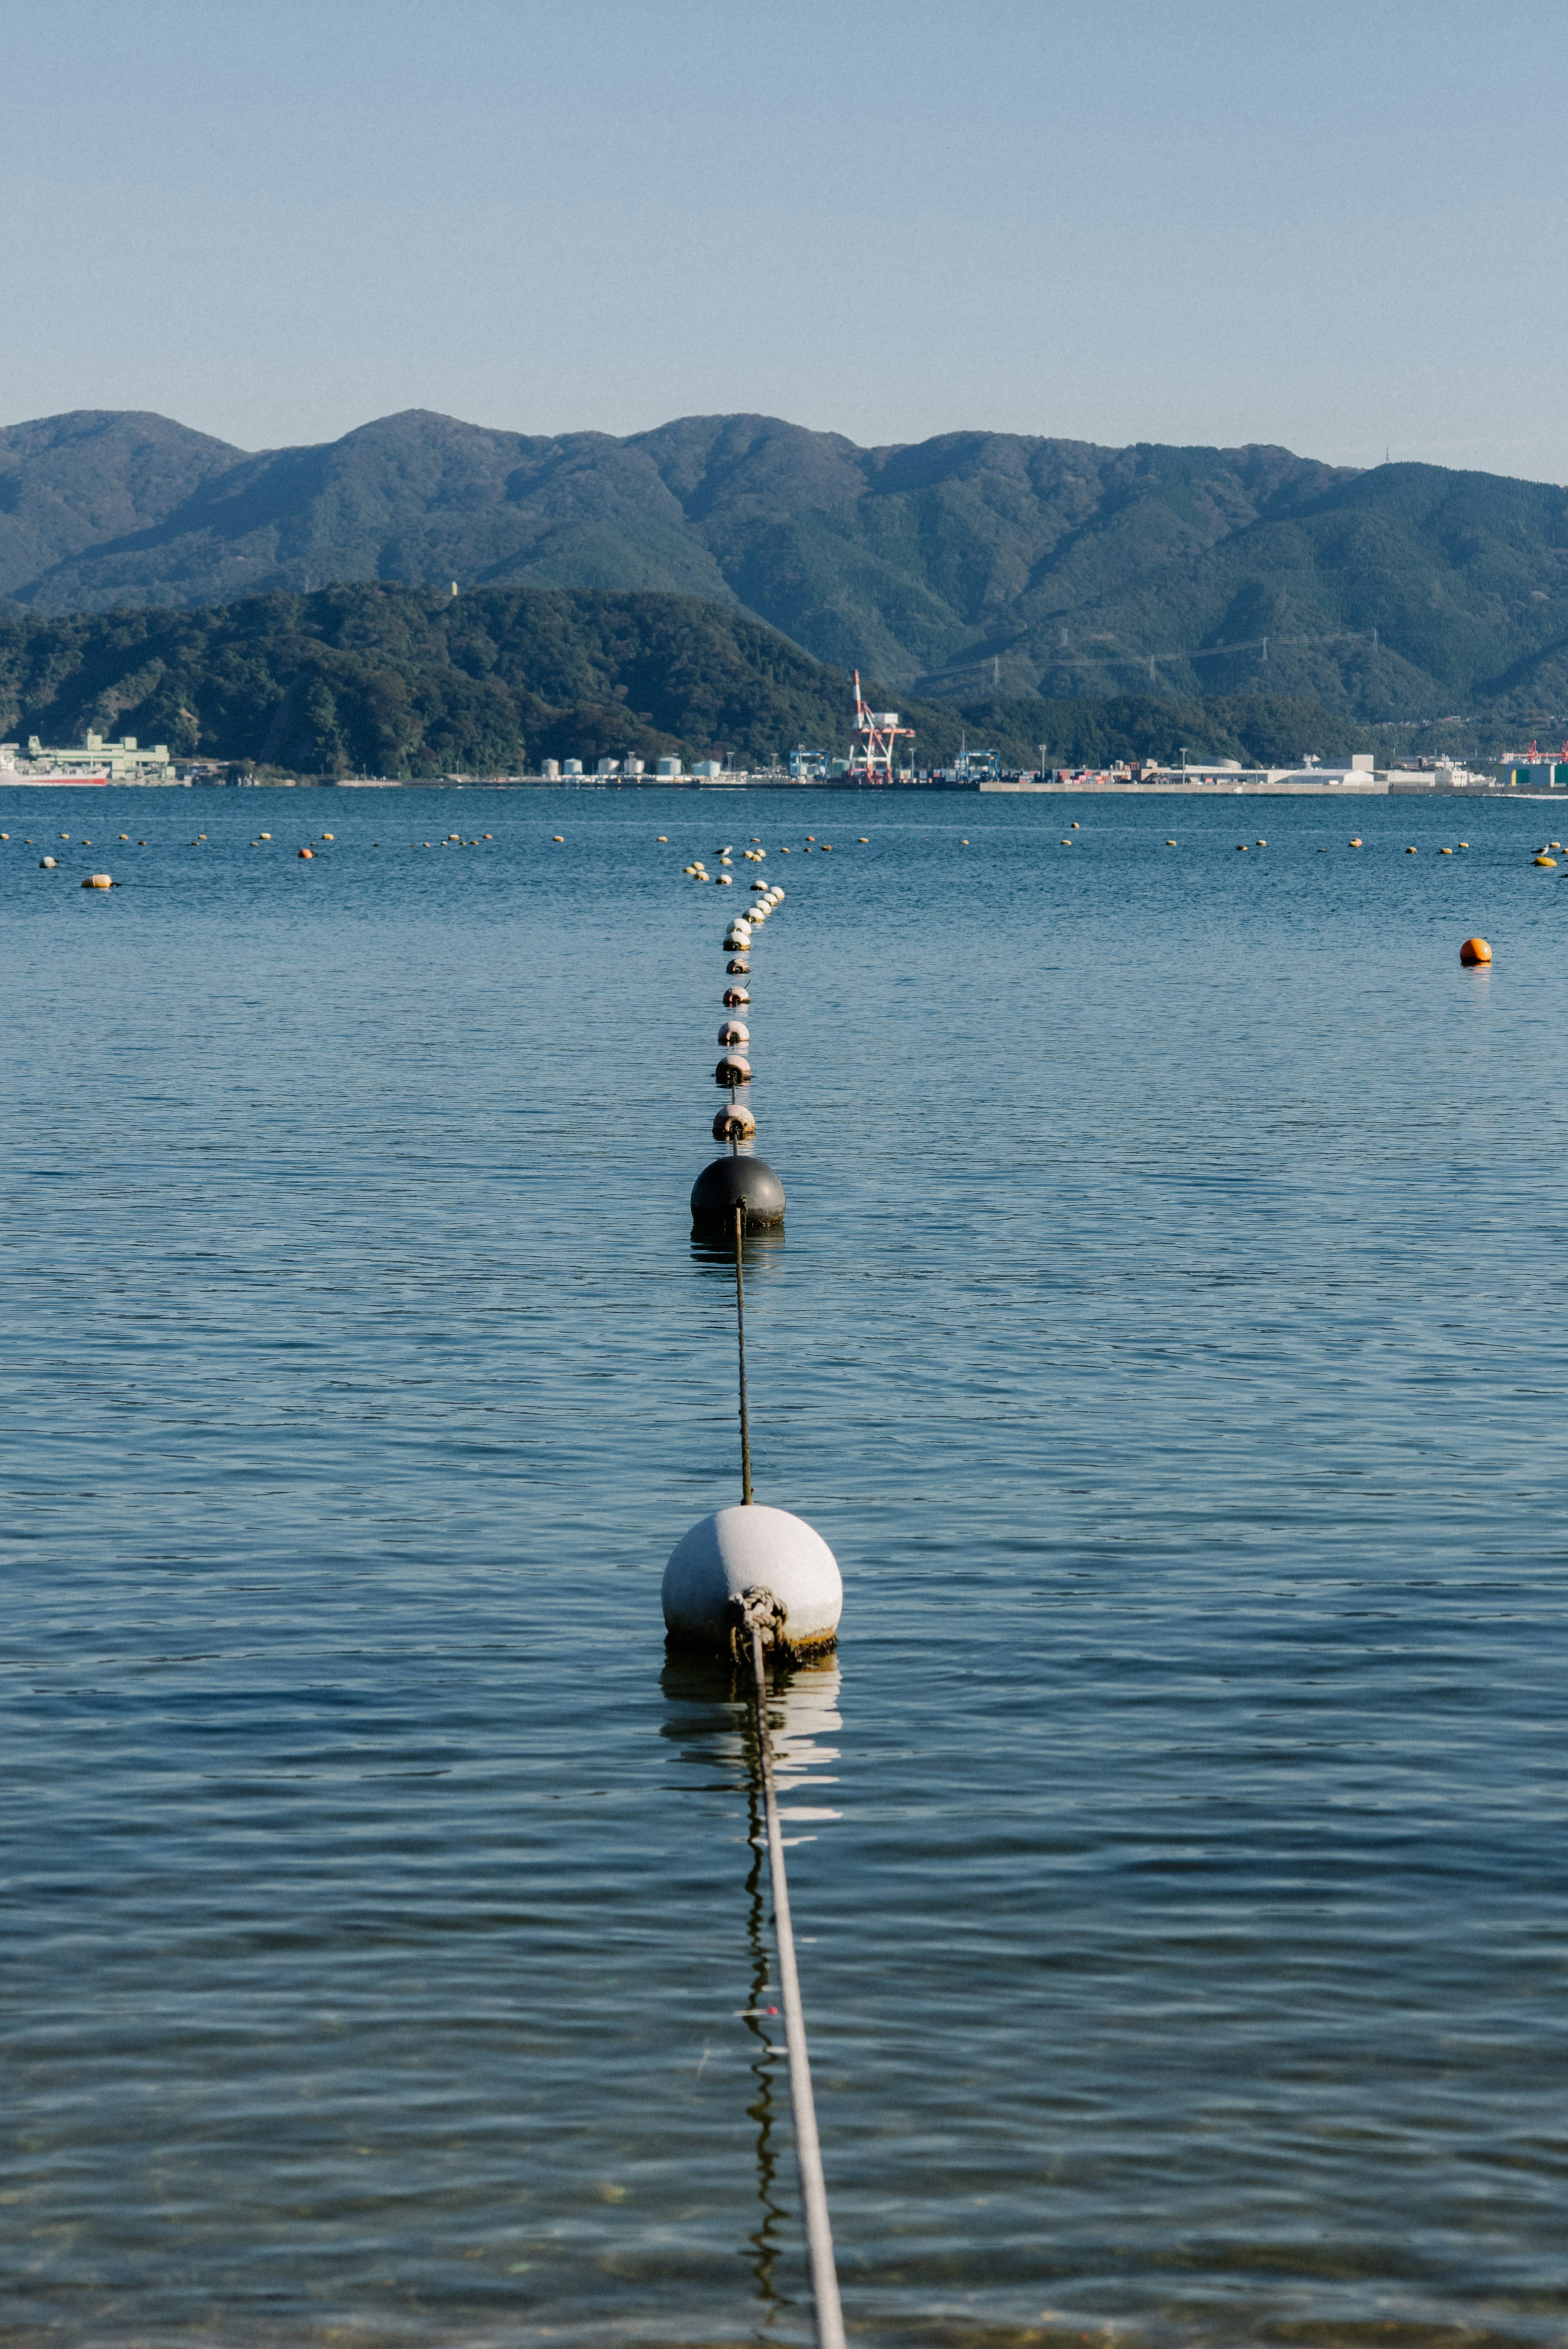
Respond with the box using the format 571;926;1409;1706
663;832;845;2344
691;844;787;1239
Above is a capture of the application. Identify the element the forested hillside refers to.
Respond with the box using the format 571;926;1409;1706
0;583;1346;777
5;407;1568;724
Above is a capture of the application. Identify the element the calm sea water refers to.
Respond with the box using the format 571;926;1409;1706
4;784;1568;2349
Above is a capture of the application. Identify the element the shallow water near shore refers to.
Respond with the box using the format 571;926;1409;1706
4;785;1568;2349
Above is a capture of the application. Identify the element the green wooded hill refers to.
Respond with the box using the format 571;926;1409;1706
0;584;1345;777
5;407;1568;723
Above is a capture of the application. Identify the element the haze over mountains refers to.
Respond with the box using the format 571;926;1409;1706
5;406;1568;724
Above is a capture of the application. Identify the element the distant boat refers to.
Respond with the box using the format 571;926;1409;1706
0;769;110;785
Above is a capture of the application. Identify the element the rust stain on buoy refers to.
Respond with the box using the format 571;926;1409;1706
1459;937;1492;966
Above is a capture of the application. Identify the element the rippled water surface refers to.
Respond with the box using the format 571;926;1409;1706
4;785;1568;2349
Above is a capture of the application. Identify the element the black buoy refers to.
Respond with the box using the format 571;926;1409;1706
690;1154;785;1234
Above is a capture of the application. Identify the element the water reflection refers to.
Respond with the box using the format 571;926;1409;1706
659;1652;844;2327
688;1222;787;1274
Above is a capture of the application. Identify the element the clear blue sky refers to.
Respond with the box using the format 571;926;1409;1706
5;0;1564;476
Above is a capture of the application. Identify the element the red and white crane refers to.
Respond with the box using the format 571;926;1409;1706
850;671;915;782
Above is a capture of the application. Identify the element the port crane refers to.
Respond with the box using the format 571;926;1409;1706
850;671;915;782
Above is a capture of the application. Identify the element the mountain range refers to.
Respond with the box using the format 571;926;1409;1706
4;407;1568;724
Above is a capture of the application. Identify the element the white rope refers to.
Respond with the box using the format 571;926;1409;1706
740;1594;847;2349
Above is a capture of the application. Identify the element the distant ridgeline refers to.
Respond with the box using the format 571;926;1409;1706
0;582;1348;777
4;406;1568;724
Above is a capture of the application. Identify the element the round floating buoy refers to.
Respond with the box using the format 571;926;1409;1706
724;934;751;953
1535;855;1557;867
663;1504;841;1657
723;988;750;1007
1350;837;1363;847
715;1052;752;1086
1166;839;1177;846
1237;844;1248;852
82;873;112;889
690;1153;784;1236
298;847;314;859
1256;839;1267;846
1460;937;1492;966
726;957;751;976
750;879;769;891
713;1103;757;1141
552;835;564;842
39;857;56;868
716;874;734;886
1407;846;1419;855
1441;846;1453;854
717;1020;750;1046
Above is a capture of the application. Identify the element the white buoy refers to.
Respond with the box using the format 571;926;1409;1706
663;1505;842;1654
718;1019;750;1044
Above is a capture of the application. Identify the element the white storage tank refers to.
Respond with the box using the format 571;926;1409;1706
656;757;684;779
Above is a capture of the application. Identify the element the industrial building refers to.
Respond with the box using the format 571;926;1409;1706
18;730;175;781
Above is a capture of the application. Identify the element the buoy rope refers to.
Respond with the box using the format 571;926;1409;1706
735;1201;754;1505
739;1592;847;2349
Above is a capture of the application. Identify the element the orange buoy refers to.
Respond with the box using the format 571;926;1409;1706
1534;855;1557;867
1459;937;1492;966
298;847;314;859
